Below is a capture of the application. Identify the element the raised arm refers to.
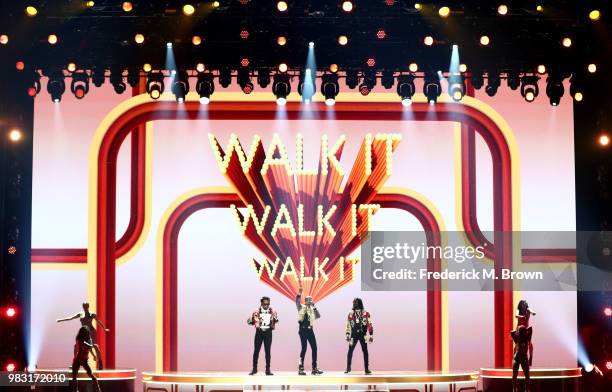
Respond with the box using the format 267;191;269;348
295;288;303;311
93;315;109;332
56;313;80;323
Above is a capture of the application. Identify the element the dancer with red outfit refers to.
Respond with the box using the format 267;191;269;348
515;300;536;366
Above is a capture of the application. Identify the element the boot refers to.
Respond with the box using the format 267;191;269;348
265;367;273;376
344;367;351;374
311;367;323;375
298;363;306;376
365;368;372;375
248;367;257;375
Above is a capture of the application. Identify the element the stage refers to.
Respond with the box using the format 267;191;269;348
141;371;479;392
31;368;136;392
480;367;582;392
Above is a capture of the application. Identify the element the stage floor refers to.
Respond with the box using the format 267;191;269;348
142;371;480;392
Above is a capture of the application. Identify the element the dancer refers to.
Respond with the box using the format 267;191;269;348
57;302;109;369
247;296;278;375
71;326;101;392
295;287;323;375
511;325;532;392
515;300;536;365
344;298;373;374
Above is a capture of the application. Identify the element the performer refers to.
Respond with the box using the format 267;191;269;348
515;300;536;365
247;296;278;375
344;298;373;374
71;326;101;392
295;287;323;375
57;302;109;369
510;325;532;392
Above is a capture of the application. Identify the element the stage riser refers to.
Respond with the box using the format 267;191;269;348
143;383;478;392
482;378;580;392
32;379;135;392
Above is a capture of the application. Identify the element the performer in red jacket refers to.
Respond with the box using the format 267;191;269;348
71;326;101;392
247;296;278;375
344;298;373;374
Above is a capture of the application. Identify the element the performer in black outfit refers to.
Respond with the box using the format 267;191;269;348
71;326;101;392
295;287;323;375
345;298;373;374
511;325;532;392
247;296;278;375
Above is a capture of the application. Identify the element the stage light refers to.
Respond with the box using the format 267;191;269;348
338;35;348;45
92;68;105;87
8;129;22;142
238;69;254;94
459;64;467;73
219;68;232;87
397;74;415;105
5;363;16;372
5;306;17;318
424;36;434;46
27;87;36;97
143;63;152;73
520;76;539;102
67;62;76;72
536;5;543;12
278;63;288;73
346;70;359;89
366;58;376;67
183;4;195;16
589;10;601;21
604;307;612;316
359;71;376;96
479;35;490;46
86;1;95;7
562;37;572;48
546;75;564;106
70;71;89;99
171;72;189;102
408;63;418;72
122;2;133;12
322;73;339;106
110;69;127;94
385;0;395;6
507;71;520;90
146;72;164;99
277;36;287;46
0;35;8;45
240;29;249;39
47;74;65;102
196;72;214;104
309;41;315;48
414;3;422;10
471;71;484;89
599;134;610;147
376;29;386;40
15;61;25;71
342;1;353;12
497;5;508;15
587;63;597;73
449;80;466;102
196;63;205;73
240;58;250;67
277;1;288;12
537;64;546;74
191;36;203;46
134;34;145;44
257;69;271;88
26;6;38;17
8;245;17;254
48;34;58;45
28;71;42;97
273;73;291;105
485;73;500;97
329;64;339;73
166;42;173;48
381;70;394;89
359;84;370;96
213;1;220;8
423;72;441;103
439;6;450;17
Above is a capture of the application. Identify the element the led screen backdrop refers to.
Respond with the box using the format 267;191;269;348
30;81;576;373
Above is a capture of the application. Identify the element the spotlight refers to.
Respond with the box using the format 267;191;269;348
146;72;164;99
183;4;195;16
449;78;466;101
366;58;376;67
16;61;25;71
196;72;214;104
438;6;450;18
92;68;105;87
599;134;610;147
70;71;89;99
604;307;612;317
0;35;8;45
5;363;16;372
219;68;232;87
29;71;41;96
4;306;17;318
507;71;520;90
238;69;254;94
127;68;140;87
298;69;315;101
471;70;484;90
48;34;58;45
537;64;546;74
536;4;543;12
110;68;127;94
166;42;173;48
143;63;152;73
587;63;597;73
239;29;249;39
134;34;145;44
397;74;415;105
47;73;65;102
381;70;394;89
423;36;434;46
196;63;205;73
329;64;339;73
414;3;422;10
277;1;288;12
171;71;190;102
346;70;359;89
479;35;490;46
520;75;539;102
423;72;441;103
569;76;583;102
497;5;508;15
376;29;386;40
277;36;287;46
359;71;376;96
122;2;133;12
338;35;348;45
485;73;500;96
459;64;467;73
342;1;353;12
309;41;315;48
546;75;564;106
192;35;202;45
8;129;22;142
257;68;271;88
408;63;418;73
240;58;250;67
273;73;291;105
213;1;220;8
26;6;38;17
279;63;288;73
321;73;340;105
589;10;600;21
561;37;572;48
